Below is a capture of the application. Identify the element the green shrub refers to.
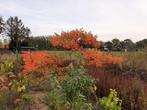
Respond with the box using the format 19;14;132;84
0;59;14;73
71;93;94;110
46;88;66;110
61;67;95;102
99;89;122;110
0;52;23;74
46;67;95;110
21;93;32;103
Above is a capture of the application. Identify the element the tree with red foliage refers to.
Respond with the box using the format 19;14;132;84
50;29;101;50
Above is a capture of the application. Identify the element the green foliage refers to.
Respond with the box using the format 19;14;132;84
13;51;23;73
0;16;5;33
46;88;66;110
46;67;95;110
0;52;23;74
25;36;51;50
0;59;14;73
11;78;30;93
71;93;94;110
21;93;32;103
99;89;122;110
61;67;95;102
136;39;147;49
6;16;31;51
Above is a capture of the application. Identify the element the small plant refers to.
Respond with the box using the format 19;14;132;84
71;93;94;110
99;89;122;110
21;93;32;103
46;88;66;110
45;76;67;110
11;78;29;93
0;59;14;73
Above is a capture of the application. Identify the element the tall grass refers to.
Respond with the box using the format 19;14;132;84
110;51;147;71
86;65;147;110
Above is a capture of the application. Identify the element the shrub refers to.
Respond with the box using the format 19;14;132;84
83;50;125;68
99;89;122;110
0;59;14;73
61;67;95;102
46;67;96;110
0;53;22;75
46;88;66;110
21;51;64;77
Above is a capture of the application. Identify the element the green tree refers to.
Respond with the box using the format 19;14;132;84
6;16;31;51
24;36;51;50
0;16;5;34
120;41;125;50
123;39;135;51
136;39;147;49
112;38;121;51
104;41;113;51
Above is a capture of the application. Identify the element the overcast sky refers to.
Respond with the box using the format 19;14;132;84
0;0;147;42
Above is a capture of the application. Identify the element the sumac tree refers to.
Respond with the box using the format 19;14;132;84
50;29;100;50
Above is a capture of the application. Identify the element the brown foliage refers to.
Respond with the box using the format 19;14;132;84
86;65;147;110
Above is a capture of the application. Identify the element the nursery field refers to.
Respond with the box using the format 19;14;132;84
0;50;147;110
0;29;147;110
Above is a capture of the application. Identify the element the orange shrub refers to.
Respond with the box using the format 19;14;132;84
21;51;63;77
83;50;125;67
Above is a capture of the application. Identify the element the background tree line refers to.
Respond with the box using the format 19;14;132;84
1;16;147;52
21;36;53;50
24;36;147;51
102;38;147;51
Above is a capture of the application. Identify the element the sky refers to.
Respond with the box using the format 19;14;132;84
0;0;147;42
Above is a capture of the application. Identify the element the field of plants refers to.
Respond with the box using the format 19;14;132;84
0;29;147;110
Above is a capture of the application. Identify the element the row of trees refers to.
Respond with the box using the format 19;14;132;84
1;16;147;51
26;36;146;51
22;36;51;50
0;16;30;51
102;38;147;51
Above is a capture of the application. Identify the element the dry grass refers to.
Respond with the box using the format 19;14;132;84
86;65;147;110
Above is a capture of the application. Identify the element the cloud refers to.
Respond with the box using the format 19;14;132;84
0;0;147;41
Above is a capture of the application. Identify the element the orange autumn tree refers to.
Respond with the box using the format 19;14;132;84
50;29;101;50
50;29;125;67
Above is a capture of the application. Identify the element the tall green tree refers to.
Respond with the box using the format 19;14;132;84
25;36;50;50
124;39;135;51
136;39;147;49
112;38;121;51
6;16;30;51
104;41;113;51
0;16;5;34
120;41;125;50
